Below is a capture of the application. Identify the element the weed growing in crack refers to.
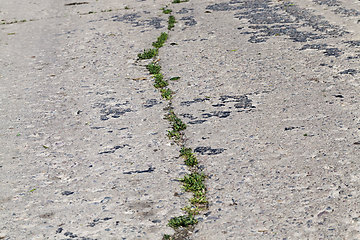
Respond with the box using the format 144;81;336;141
154;73;168;88
167;111;187;131
163;234;172;240
168;215;197;228
182;205;200;215
168;129;181;140
168;15;176;30
180;147;198;167
137;3;207;238
180;172;206;193
161;88;174;100
153;32;168;49
161;8;172;14
138;48;158;60
190;194;208;206
146;62;161;74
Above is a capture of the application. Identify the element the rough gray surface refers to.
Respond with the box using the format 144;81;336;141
1;0;360;239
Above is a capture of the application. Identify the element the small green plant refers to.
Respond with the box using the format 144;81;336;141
154;73;168;88
172;117;186;131
167;111;187;131
182;205;200;215
161;88;173;100
162;8;172;14
152;32;168;48
172;0;189;3
168;130;181;140
170;76;180;81
168;15;176;30
163;234;172;240
180;173;206;193
190;195;208;205
124;6;130;9
180;147;198;167
146;62;161;74
138;48;158;60
168;215;197;228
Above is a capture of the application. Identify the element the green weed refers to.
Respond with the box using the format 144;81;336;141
168;130;181;140
146;62;161;74
182;205;200;215
154;73;168;88
163;234;172;240
190;195;208;205
167;111;186;131
168;15;176;30
168;215;197;228
138;48;158;60
161;88;173;100
172;0;189;3
180;172;206;193
152;32;168;49
170;76;180;81
162;8;172;14
180;147;198;167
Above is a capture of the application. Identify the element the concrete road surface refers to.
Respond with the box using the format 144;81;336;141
1;0;359;239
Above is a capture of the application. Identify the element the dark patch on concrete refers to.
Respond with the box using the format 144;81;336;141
180;113;197;120
88;217;113;227
144;99;161;108
220;95;251;104
123;166;155;174
202;111;231;118
39;212;55;219
345;41;360;47
64;231;78;238
99;144;130;154
339;69;357;75
313;0;340;6
176;8;194;14
300;44;328;50
233;98;254;109
194;147;225;155
347;55;360;60
284;4;346;36
188;120;207;124
65;2;89;6
180;16;197;26
323;48;342;57
91;126;105;130
144;17;164;29
285;126;304;131
207;0;346;44
100;108;132;120
212;104;225;107
333;7;360;17
180;98;209;106
300;44;342;57
62;191;74;196
62;230;97;240
112;14;164;29
112;13;141;24
245;24;322;43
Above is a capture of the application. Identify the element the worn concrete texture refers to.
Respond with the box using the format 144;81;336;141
1;0;359;239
